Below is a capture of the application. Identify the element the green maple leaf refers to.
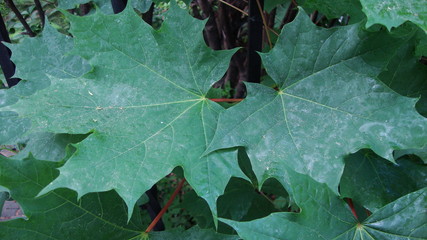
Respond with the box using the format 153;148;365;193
341;150;427;211
206;9;427;195
0;155;145;239
1;5;245;218
221;169;427;240
360;0;427;33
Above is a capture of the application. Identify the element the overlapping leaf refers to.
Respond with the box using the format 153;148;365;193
360;0;427;32
1;5;245;218
181;177;279;232
0;155;145;239
11;133;88;161
0;155;241;238
379;27;427;117
221;169;427;240
206;9;427;195
340;150;427;211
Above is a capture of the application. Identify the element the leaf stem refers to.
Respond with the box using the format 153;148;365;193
346;198;358;220
144;178;186;233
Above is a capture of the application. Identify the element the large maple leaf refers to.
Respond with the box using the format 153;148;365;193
206;9;427;194
1;5;245;217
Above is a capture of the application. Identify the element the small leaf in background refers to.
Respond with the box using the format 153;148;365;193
379;26;427;117
340;149;426;211
181;177;282;234
297;0;364;22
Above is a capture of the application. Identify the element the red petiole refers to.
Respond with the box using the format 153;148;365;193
145;178;186;233
346;198;358;220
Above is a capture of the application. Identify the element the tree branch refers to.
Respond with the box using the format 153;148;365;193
34;0;45;27
4;0;35;37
